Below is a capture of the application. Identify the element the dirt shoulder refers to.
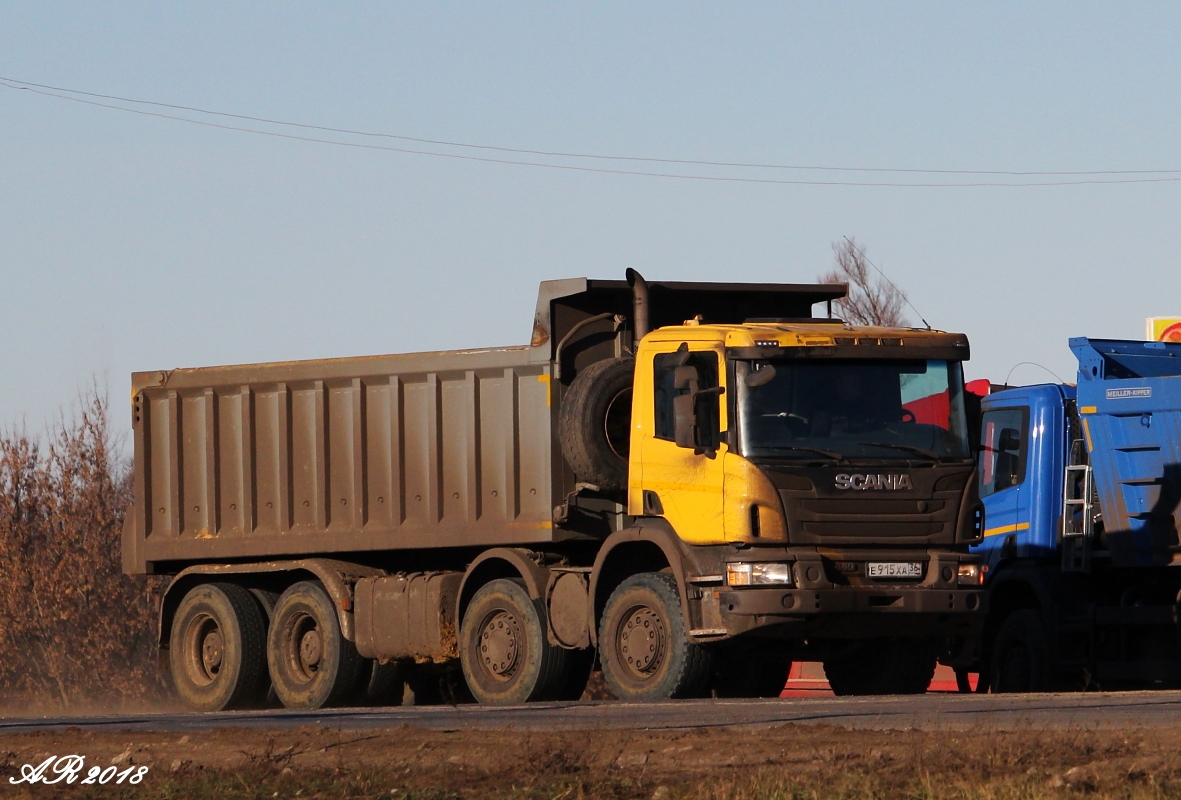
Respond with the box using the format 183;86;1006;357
2;723;1180;799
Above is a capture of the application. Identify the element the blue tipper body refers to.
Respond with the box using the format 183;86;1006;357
974;338;1181;571
1070;337;1181;566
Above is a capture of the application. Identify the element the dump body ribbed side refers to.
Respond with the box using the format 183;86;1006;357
125;345;559;573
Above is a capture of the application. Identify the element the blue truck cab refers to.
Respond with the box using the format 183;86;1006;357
975;383;1074;570
964;338;1181;692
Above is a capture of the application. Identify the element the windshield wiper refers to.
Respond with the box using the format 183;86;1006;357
856;441;940;460
769;445;847;461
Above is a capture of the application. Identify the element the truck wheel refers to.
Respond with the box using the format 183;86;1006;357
554;647;596;701
405;663;474;705
599;573;712;701
559;357;634;492
712;649;793;698
267;581;364;709
169;583;269;712
989;610;1052;693
248;588;282;708
460;579;570;704
354;660;405;707
824;639;936;695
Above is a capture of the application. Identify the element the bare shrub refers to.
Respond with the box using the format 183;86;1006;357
819;238;910;327
0;388;166;711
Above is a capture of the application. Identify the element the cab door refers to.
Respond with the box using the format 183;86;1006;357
974;404;1031;572
632;343;728;546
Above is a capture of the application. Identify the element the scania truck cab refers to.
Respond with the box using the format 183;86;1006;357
625;317;986;695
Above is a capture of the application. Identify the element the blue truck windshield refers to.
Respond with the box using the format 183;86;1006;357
736;358;971;461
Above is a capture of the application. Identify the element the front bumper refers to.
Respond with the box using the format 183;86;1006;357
695;585;986;640
723;585;984;616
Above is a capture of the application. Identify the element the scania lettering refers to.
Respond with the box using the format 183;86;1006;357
834;474;915;491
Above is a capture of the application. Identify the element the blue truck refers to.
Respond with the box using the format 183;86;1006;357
962;337;1181;692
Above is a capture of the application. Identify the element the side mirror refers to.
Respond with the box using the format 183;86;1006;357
998;428;1021;452
672;364;725;454
673;365;699;392
673;393;697;449
673;364;701;448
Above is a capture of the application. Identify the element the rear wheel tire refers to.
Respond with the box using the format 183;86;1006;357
554;647;596;701
955;668;973;694
267;581;364;709
989;610;1052;693
170;583;269;712
460;579;570;704
824;639;936;695
354;660;405;707
248;588;281;708
599;573;712;701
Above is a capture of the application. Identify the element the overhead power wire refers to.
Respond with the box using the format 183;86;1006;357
3;75;1181;188
4;74;1180;178
1004;361;1068;386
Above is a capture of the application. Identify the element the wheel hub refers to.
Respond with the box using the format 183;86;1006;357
201;630;223;675
299;629;323;671
619;606;665;674
479;611;520;677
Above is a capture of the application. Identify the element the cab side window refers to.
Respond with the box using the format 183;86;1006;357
654;350;720;445
978;407;1029;497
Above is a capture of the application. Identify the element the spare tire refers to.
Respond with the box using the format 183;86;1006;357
559;357;635;491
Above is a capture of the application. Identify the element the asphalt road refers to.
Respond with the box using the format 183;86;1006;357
3;691;1181;735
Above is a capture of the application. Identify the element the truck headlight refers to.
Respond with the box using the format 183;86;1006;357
726;562;793;587
957;563;985;586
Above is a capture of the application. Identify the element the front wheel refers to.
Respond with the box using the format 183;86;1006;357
599;573;712;701
824;639;936;695
989;610;1052;693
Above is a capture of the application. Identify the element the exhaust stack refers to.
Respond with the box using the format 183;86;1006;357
626;268;650;343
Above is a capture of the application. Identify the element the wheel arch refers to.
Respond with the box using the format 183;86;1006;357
457;548;551;624
587;520;693;646
158;558;384;649
980;566;1054;672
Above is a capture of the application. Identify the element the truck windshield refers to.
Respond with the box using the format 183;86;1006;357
736;358;971;461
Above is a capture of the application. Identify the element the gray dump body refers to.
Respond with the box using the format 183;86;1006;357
123;345;560;573
123;277;843;575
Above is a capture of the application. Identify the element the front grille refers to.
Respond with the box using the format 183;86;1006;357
762;463;974;547
800;499;946;515
802;520;946;537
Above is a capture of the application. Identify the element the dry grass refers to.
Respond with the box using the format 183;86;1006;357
6;723;1181;798
3;724;1181;800
0;387;166;712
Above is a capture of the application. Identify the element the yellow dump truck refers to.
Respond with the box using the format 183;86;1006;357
124;271;985;710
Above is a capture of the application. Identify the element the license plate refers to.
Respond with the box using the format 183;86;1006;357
867;562;922;579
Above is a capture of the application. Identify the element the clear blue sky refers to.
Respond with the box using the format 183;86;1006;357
2;3;1178;439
